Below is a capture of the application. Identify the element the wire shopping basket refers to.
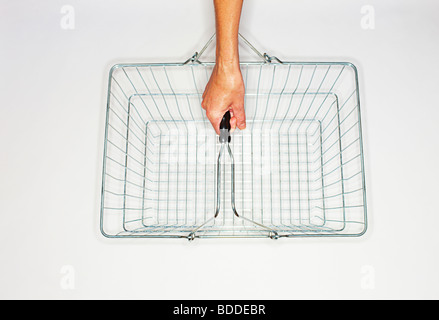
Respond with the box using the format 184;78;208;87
100;34;367;240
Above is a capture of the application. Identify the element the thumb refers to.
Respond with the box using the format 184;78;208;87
229;116;237;133
232;104;246;130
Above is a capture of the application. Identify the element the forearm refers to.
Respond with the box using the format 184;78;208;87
214;0;243;68
202;0;246;134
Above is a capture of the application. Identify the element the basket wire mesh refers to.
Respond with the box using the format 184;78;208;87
100;34;367;239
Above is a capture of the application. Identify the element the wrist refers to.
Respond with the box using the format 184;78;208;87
216;55;240;73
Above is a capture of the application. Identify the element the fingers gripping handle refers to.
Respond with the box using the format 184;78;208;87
220;111;231;130
219;111;231;143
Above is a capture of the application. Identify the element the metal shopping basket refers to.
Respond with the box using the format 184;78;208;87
100;34;367;240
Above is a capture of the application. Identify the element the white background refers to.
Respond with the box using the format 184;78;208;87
1;0;438;299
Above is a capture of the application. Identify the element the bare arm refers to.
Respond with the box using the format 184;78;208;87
202;0;245;134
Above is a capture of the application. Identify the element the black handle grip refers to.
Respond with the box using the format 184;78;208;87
219;111;231;143
219;111;231;131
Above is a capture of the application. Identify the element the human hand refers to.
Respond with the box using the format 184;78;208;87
201;61;246;135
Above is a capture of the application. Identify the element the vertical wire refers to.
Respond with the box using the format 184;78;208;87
306;66;345;134
121;69;150;123
280;65;302;228
203;65;210;226
289;65;318;130
149;67;175;124
278;131;283;228
134;68;158;120
296;133;301;224
163;67;183;225
287;130;292;224
273;65;291;229
166;134;170;225
263;66;276;227
141;115;148;228
185;95;195;226
149;67;175;227
260;130;264;223
271;65;292;130
122;94;131;231
190;65;201;226
296;65;329;226
185;96;191;226
120;68;153;232
279;65;303;129
305;134;311;224
336;89;347;231
296;65;331;132
111;79;147;136
242;64;249;224
158;135;162;225
319;123;326;224
115;73;152;232
251;65;263;222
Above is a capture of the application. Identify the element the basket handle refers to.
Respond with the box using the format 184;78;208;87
184;33;282;64
219;111;231;143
